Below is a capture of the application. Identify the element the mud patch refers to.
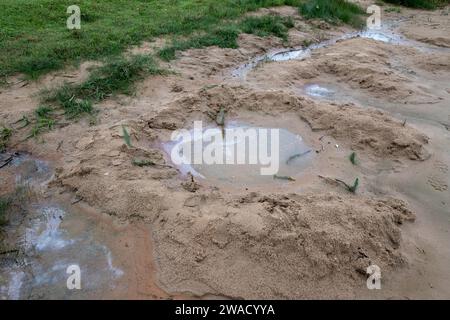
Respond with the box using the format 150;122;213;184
0;203;124;299
2;5;448;299
162;121;314;186
10;152;53;187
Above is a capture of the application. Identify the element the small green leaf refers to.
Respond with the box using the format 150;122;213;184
348;178;359;193
132;158;155;167
122;125;132;147
349;152;357;165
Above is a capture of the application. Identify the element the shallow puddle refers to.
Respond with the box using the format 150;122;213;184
0;203;124;299
162;121;314;186
304;84;336;99
0;153;125;299
10;153;53;187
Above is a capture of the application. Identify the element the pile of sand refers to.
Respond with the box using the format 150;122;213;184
148;86;429;160
153;192;415;299
246;37;444;104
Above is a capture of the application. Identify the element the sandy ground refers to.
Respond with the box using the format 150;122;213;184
1;4;450;299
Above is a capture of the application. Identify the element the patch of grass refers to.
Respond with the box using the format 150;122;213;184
51;54;164;104
132;158;155;167
274;174;296;181
21;54;165;139
382;0;449;9
46;85;93;119
159;15;295;61
159;26;241;61
23;105;57;139
0;126;12;152
299;0;366;28
46;54;164;109
240;15;294;40
384;6;402;13
302;39;315;47
79;54;166;101
0;0;303;79
35;105;54;118
28;116;56;139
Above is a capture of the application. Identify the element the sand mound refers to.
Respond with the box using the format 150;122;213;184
148;86;429;160
53;146;418;299
154;192;415;299
246;37;441;104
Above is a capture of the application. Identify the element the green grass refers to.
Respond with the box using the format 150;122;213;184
45;85;94;119
348;177;359;193
159;26;240;61
0;0;302;79
35;105;54;118
26;105;57;138
299;0;366;28
384;6;402;13
43;54;163;116
45;54;165;106
158;15;295;61
132;158;156;167
122;125;132;147
77;54;166;101
21;54;164;138
240;15;294;40
382;0;449;9
1;0;445;80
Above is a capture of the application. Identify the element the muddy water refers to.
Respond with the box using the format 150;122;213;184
1;204;125;299
162;122;314;186
10;153;53;187
0;155;126;299
303;84;336;99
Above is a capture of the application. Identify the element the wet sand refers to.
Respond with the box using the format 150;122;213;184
1;4;449;299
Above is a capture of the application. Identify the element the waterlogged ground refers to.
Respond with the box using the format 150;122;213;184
162;121;314;186
1;3;450;299
1;204;125;299
0;156;125;299
1;153;184;300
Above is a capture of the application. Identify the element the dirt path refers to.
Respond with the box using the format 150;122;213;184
1;5;449;299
